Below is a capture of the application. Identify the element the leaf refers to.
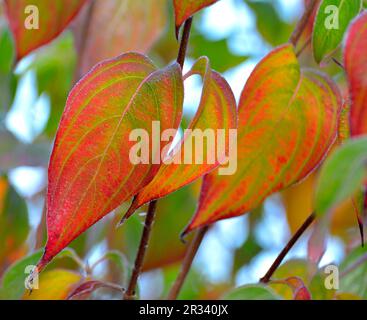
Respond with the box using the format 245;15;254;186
222;284;281;300
315;136;367;216
0;250;43;300
271;276;311;300
78;0;167;76
122;56;236;221
173;0;219;36
67;280;122;300
38;53;184;270
4;0;87;61
0;177;29;268
344;11;367;136
0;26;15;74
24;269;82;300
245;0;293;47
312;0;362;64
184;44;342;234
190;33;248;72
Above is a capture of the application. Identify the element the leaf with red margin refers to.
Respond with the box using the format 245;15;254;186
37;53;183;271
67;280;122;300
183;44;342;235
77;0;167;76
173;0;219;36
121;56;237;222
344;11;367;137
271;277;311;300
4;0;87;61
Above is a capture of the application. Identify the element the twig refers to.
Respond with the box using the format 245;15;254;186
260;212;316;283
296;35;311;57
176;17;193;68
123;200;157;300
289;0;318;47
167;226;209;300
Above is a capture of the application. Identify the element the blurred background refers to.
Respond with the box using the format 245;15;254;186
0;0;366;300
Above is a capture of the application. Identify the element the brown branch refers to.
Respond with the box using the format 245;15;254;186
123;200;157;300
167;226;209;300
296;35;311;57
260;212;316;283
176;17;193;69
289;0;318;47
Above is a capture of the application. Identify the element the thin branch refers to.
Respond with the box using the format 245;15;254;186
260;212;316;283
167;226;209;300
296;35;311;57
176;17;193;69
123;200;157;300
289;0;318;47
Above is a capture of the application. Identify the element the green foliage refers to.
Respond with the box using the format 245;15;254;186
222;284;281;300
313;0;362;64
315;136;367;216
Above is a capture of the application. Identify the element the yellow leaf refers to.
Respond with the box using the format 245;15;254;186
24;269;82;300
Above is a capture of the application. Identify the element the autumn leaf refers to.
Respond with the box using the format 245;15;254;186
271;277;311;300
24;269;82;300
4;0;87;61
344;11;367;136
173;0;219;36
77;0;167;75
312;0;362;64
38;53;184;270
183;44;342;234
122;56;237;222
67;280;122;300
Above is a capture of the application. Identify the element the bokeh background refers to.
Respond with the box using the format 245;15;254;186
0;0;366;300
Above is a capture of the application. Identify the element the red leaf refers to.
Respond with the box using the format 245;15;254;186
4;0;87;61
37;53;183;270
122;56;237;222
67;280;122;300
173;0;219;36
184;44;342;235
272;276;312;300
344;11;367;137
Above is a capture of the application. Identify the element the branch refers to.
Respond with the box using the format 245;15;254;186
167;226;209;300
123;200;157;300
289;0;318;47
260;212;316;283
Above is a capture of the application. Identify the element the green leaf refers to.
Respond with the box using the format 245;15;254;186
222;284;281;300
312;0;362;64
0;250;43;300
0;27;15;74
190;33;248;72
315;136;367;216
245;0;293;46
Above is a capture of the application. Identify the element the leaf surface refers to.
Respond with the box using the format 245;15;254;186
122;56;236;221
184;44;341;234
39;53;183;270
78;0;167;75
344;11;367;136
4;0;87;61
312;0;362;64
315;136;367;216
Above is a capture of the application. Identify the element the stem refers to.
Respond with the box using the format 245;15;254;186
123;200;157;300
296;35;311;57
289;0;318;47
176;17;193;69
260;212;316;283
167;226;209;300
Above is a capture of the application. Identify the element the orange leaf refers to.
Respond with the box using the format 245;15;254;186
173;0;219;36
344;11;367;137
184;44;342;234
272;276;311;300
4;0;87;61
78;0;167;75
122;56;237;221
38;53;183;270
